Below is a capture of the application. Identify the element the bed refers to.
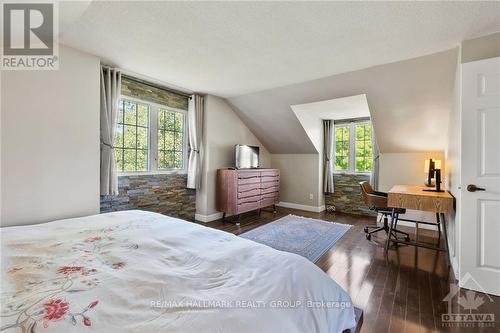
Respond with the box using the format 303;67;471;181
1;210;356;332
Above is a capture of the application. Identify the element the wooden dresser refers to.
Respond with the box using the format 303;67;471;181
216;169;280;220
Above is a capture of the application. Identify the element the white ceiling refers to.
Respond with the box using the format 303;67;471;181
59;1;500;97
292;95;371;152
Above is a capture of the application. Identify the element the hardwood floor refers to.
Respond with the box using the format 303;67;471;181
202;208;500;333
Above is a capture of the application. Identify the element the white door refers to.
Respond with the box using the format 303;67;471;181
460;56;500;296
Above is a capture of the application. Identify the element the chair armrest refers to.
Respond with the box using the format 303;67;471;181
373;191;388;197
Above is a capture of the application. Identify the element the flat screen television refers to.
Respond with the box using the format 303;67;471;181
235;145;260;169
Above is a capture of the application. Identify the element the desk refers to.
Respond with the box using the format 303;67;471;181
385;185;455;260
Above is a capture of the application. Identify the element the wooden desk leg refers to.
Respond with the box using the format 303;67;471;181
440;213;451;267
385;208;396;255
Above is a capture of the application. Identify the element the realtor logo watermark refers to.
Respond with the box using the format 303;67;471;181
441;273;495;328
1;1;58;70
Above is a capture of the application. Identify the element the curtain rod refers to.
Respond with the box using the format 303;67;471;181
101;65;192;99
333;116;371;124
121;74;192;99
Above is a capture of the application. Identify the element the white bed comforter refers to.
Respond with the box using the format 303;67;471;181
1;211;356;333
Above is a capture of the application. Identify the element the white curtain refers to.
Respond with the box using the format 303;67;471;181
370;128;380;190
100;66;121;195
187;95;204;190
323;120;334;194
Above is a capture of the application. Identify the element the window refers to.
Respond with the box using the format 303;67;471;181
355;123;373;172
334;121;373;173
115;100;150;172
335;126;349;171
114;97;187;174
158;109;185;169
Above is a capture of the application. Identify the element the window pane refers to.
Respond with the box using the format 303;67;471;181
123;149;136;172
137;103;149;127
124;101;136;125
174;131;183;151
159;110;165;129
165;151;174;168
355;123;373;172
174;113;184;132
166;112;175;131
166;131;175;150
356;125;365;140
123;125;137;148
137;127;148;150
137;150;148;171
115;149;123;172
175;152;183;168
115;124;124;148
334;126;350;171
335;141;343;153
117;100;124;124
356;157;365;172
158;130;165;151
158;150;166;169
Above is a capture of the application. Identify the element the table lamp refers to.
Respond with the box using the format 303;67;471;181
423;158;443;192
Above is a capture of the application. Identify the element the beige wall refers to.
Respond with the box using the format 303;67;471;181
461;32;500;64
379;152;445;192
270;154;323;209
196;95;271;220
1;46;101;226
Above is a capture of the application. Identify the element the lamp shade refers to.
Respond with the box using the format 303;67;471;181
424;159;442;173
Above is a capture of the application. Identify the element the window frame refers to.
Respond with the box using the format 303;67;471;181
334;120;372;175
117;96;188;176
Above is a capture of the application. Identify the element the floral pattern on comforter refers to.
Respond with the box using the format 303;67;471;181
1;221;138;332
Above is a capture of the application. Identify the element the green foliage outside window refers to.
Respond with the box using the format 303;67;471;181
158;109;184;169
335;126;349;171
334;122;373;173
114;100;149;172
355;124;373;172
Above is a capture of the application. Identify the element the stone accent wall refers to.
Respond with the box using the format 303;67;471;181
121;77;188;110
325;173;375;216
100;174;196;221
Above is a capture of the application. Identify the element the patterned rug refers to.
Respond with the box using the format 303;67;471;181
240;214;352;263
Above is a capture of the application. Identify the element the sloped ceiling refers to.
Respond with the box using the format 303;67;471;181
58;1;499;97
228;49;458;154
292;94;371;153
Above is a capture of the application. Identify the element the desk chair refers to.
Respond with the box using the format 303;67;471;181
359;181;410;241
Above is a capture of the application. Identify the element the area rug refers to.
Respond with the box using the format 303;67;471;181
240;214;352;263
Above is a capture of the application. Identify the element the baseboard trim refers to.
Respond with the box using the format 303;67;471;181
195;212;223;223
277;202;326;213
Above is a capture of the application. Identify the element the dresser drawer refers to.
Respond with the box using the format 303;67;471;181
238;183;260;192
261;175;279;183
261;191;279;200
261;180;279;189
238;195;261;204
238;188;261;199
261;170;279;177
237;200;261;214
238;174;261;185
238;171;261;179
261;185;279;195
261;197;278;208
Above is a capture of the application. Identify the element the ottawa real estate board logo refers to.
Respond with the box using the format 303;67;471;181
441;273;495;328
1;1;58;70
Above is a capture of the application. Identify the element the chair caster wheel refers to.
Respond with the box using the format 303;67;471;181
405;236;410;242
364;227;368;233
366;234;371;240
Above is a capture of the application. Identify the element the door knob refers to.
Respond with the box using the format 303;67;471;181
467;184;486;192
